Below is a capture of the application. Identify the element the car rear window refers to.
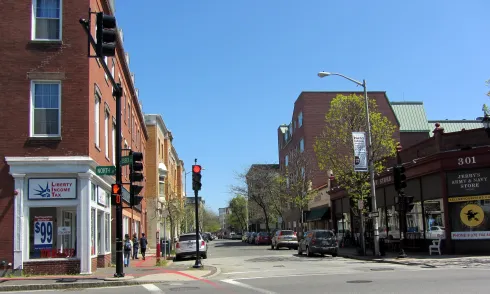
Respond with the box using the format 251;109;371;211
179;235;197;242
281;230;294;235
315;231;333;238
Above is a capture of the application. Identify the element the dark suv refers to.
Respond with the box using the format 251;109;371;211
298;230;338;257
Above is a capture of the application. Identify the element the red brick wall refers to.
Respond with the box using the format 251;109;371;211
400;132;430;149
0;158;14;264
91;257;97;273
23;260;80;275
97;254;111;268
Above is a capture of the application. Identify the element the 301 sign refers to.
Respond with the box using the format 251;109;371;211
458;156;476;166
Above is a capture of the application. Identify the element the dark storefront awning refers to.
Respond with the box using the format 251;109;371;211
306;206;330;222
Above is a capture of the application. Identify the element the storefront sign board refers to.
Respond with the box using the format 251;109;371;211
28;178;77;200
451;231;490;240
447;169;490;197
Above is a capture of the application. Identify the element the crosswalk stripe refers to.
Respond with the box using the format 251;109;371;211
142;284;163;293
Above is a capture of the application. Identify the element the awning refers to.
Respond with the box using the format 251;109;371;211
306;206;330;222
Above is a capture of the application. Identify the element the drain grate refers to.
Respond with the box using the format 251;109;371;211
370;268;395;271
169;287;200;291
346;280;372;284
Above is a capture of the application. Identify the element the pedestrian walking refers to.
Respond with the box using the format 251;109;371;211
132;233;139;260
123;234;132;267
140;233;148;260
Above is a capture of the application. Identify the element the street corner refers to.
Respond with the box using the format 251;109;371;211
134;266;219;283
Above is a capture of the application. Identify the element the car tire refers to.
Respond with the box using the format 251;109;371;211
298;246;302;255
203;253;208;259
175;255;181;261
332;252;338;257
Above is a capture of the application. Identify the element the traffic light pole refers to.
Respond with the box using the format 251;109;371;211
114;85;124;276
79;15;125;277
193;159;203;269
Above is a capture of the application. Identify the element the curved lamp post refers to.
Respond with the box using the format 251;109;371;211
317;71;380;257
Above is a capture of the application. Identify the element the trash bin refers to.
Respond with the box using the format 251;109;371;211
160;239;171;256
379;238;386;256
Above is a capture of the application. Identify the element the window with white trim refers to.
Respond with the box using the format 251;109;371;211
32;0;62;40
285;155;289;167
299;138;305;153
111;59;115;93
94;93;100;147
298;112;303;127
104;57;108;80
104;110;109;158
31;81;61;137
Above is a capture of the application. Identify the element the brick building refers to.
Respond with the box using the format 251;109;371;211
277;91;400;232
0;0;147;274
144;114;185;249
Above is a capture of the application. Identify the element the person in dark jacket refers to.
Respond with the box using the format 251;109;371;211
132;233;139;260
123;234;131;267
140;233;148;260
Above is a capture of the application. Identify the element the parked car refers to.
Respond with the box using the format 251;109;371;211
255;232;272;245
248;232;257;244
298;230;338;257
175;233;208;261
271;230;298;250
242;232;251;242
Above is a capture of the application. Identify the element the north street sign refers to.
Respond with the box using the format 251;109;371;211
96;166;116;176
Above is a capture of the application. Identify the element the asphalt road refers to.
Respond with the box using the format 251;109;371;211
11;240;490;293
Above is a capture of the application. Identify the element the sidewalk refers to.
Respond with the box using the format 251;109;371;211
338;247;490;268
0;254;218;292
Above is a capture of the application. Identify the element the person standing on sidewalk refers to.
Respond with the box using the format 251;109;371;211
132;233;139;260
123;234;132;267
140;233;148;260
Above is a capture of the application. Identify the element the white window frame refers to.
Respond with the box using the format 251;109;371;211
104;57;108;80
31;0;63;41
30;80;62;137
285;155;289;167
104;110;109;159
300;138;305;153
298;112;303;127
111;59;115;93
94;93;100;148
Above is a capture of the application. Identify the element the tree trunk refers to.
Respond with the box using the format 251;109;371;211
262;206;270;233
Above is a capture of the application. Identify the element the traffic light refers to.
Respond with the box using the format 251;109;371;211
192;165;202;191
95;12;117;57
393;165;407;191
405;195;415;212
130;151;144;207
111;183;122;206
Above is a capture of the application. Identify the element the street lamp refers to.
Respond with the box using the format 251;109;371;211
318;71;381;257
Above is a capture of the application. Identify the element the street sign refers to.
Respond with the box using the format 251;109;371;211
96;166;116;176
121;155;132;166
369;212;379;218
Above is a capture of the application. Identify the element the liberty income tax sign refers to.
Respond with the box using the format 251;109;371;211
28;178;77;200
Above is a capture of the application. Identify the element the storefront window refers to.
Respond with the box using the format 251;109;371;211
29;207;76;259
449;198;490;240
387;206;400;239
91;209;95;256
123;216;129;237
424;199;445;239
105;213;110;252
91;183;96;202
97;211;103;255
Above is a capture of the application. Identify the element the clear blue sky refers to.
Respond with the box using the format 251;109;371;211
116;0;490;213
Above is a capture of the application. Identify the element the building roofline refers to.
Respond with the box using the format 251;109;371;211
144;114;169;137
390;101;424;105
428;120;482;123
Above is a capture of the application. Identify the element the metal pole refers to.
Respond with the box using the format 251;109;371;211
114;84;124;277
245;195;249;232
193;189;203;268
363;80;380;256
396;150;407;258
163;217;167;258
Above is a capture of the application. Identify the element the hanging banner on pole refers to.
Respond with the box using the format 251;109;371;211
352;132;368;172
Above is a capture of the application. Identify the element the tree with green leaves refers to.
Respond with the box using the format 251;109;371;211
227;195;248;232
202;206;221;232
314;93;397;215
163;189;184;245
285;148;315;231
231;164;284;233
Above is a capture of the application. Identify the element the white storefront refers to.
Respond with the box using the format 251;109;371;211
7;156;113;274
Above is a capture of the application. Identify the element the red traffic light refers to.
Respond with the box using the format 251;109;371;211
192;165;202;173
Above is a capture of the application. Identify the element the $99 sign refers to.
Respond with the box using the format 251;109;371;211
34;216;53;249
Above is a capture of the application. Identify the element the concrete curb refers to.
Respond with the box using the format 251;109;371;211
339;253;427;267
0;280;167;292
202;265;221;279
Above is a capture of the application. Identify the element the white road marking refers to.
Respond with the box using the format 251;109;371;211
223;269;294;275
222;279;277;294
142;283;164;293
